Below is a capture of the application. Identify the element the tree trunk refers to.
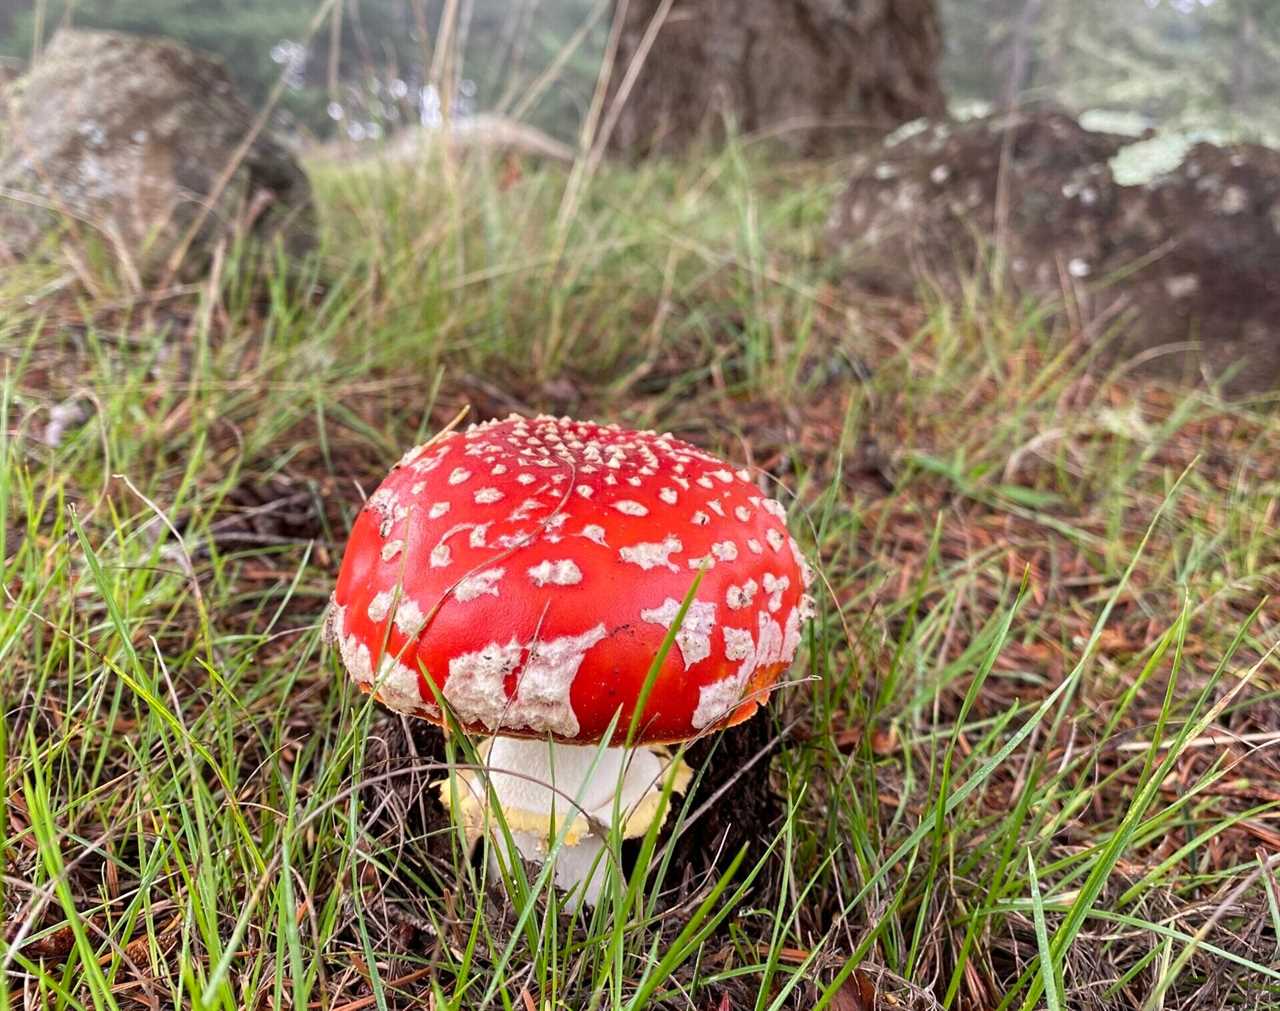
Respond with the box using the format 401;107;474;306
606;0;946;157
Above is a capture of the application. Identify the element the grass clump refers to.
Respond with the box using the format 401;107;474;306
1;139;1278;1009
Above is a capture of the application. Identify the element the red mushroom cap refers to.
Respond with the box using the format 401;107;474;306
327;415;815;745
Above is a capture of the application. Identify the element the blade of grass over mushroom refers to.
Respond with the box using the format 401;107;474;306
627;567;707;750
451;703;634;1005
597;742;703;1006
428;686;550;975
587;567;722;1002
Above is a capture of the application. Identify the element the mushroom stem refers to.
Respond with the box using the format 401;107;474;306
462;736;679;908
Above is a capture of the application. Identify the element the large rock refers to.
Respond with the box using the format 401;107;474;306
0;29;314;277
826;107;1280;391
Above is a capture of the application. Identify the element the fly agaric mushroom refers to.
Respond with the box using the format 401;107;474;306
326;414;815;907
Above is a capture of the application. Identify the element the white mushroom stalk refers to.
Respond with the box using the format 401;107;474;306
443;737;690;909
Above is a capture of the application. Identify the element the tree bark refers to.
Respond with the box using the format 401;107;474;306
606;0;946;157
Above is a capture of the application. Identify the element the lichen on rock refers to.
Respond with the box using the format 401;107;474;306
826;105;1280;393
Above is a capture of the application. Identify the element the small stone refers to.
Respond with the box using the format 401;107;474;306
1220;185;1248;215
1164;274;1199;299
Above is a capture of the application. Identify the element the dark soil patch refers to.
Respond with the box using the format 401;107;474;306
655;711;787;907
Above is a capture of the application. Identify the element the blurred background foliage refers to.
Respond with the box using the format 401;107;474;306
944;0;1280;140
1;0;1277;144
0;0;605;142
